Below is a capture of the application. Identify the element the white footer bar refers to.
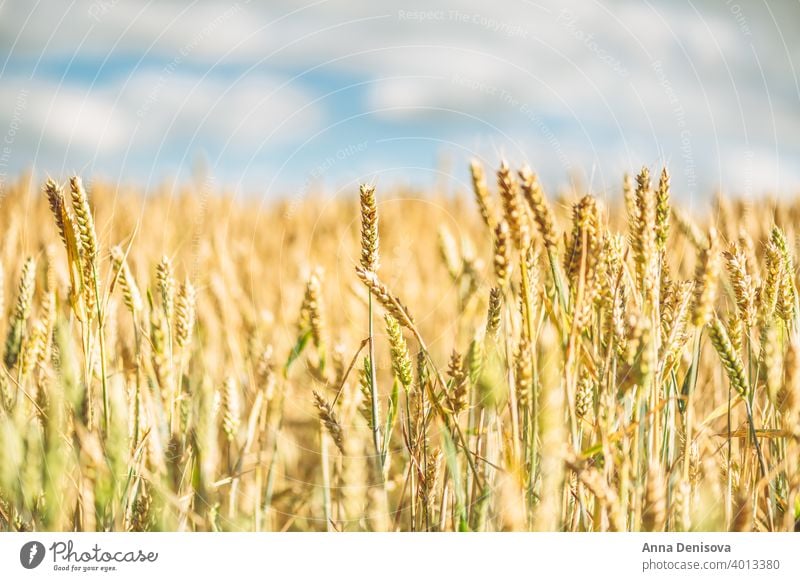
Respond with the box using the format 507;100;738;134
1;533;798;580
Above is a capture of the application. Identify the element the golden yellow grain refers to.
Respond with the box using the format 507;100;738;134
469;159;495;231
497;160;530;251
110;246;143;314
691;228;720;327
519;164;557;252
359;184;379;272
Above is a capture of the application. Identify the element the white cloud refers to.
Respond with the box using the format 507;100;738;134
0;0;798;192
119;70;321;149
0;68;322;179
0;79;131;155
0;1;264;63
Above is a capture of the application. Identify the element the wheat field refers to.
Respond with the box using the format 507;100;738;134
0;162;798;532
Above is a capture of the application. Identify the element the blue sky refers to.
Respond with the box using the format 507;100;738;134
1;0;799;204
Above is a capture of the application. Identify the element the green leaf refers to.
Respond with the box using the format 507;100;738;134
381;378;401;459
442;429;469;531
284;329;312;376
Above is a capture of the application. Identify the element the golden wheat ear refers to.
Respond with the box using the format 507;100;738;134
519;164;557;253
175;279;196;350
497;160;529;251
359;184;379;272
3;257;36;370
312;390;344;454
691;228;720;327
110;245;143;315
69;176;98;265
469;159;495;231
